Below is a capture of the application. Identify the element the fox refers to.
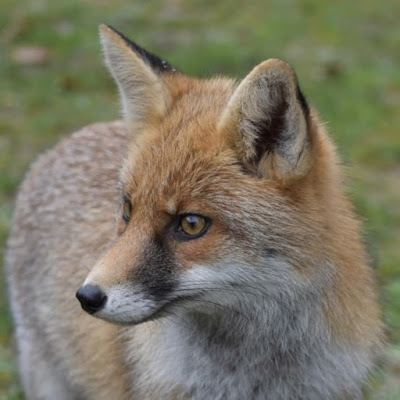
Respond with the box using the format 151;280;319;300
6;25;384;400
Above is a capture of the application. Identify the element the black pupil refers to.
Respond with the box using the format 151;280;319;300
186;216;199;229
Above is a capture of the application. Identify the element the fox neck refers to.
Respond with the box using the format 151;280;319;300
160;299;323;399
130;282;369;400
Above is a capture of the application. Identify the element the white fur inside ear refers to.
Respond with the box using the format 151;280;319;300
99;25;171;132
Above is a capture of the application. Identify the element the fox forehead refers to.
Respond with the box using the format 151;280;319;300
120;76;239;212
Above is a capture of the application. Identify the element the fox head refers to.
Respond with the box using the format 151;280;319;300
76;25;362;329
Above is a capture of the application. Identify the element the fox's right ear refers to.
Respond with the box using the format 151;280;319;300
99;25;177;133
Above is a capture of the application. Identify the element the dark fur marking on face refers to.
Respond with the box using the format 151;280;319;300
133;236;176;299
106;25;178;74
263;248;279;258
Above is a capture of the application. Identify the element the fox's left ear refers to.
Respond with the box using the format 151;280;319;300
219;59;312;181
100;25;177;133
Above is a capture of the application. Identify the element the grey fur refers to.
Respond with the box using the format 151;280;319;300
6;36;383;397
126;263;371;400
6;121;380;400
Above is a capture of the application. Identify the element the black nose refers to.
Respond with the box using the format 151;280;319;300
76;285;107;314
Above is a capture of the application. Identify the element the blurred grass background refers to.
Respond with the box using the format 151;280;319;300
0;0;399;398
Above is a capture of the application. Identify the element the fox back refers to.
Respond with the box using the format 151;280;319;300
6;26;383;400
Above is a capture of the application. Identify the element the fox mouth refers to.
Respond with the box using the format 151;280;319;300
125;293;200;326
92;287;202;326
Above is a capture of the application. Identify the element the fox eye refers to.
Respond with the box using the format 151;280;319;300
122;198;132;223
178;214;210;239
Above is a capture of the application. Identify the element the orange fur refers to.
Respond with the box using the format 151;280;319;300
6;26;384;400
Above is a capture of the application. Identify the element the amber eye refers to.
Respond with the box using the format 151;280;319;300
179;214;209;238
122;199;132;223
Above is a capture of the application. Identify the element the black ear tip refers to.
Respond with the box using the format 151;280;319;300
103;24;131;43
100;25;178;75
296;85;310;118
99;24;118;35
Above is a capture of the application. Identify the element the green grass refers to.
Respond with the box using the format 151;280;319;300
1;0;399;397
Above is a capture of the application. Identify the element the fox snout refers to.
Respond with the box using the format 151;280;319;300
76;284;107;314
76;226;180;325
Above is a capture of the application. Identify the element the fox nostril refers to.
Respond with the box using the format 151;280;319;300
76;285;107;314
